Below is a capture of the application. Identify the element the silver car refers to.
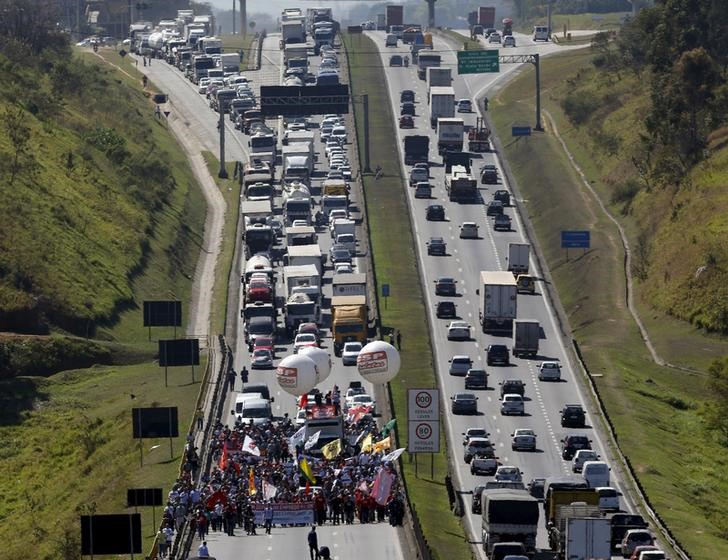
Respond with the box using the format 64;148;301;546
501;394;525;415
449;355;473;376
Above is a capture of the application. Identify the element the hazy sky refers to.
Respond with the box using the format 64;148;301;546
206;0;384;17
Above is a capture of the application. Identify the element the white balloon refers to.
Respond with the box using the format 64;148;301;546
275;354;317;396
356;340;401;385
298;346;332;384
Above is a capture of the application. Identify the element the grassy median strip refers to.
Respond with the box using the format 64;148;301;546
343;33;473;560
440;29;482;52
490;50;728;558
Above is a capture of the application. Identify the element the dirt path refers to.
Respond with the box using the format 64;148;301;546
94;52;226;348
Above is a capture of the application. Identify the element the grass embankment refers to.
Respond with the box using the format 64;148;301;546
440;29;482;52
0;46;211;559
519;11;627;33
343;33;473;560
201;154;242;334
490;49;728;558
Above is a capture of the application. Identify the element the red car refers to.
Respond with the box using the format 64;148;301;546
399;115;414;128
246;279;273;303
253;336;275;357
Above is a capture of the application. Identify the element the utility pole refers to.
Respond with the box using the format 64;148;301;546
239;0;246;37
218;109;228;178
534;54;543;131
232;0;236;34
426;0;436;28
362;93;371;173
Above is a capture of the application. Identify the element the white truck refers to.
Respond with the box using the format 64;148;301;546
241;200;273;227
286;244;323;276
426;67;452;97
507;243;530;275
283;155;312;184
283;129;315;147
284;43;309;65
478;271;518;334
429;86;455;128
218;52;240;73
330;218;355;239
512;319;539;358
282;188;312;225
248;133;276;166
286;225;317;247
565;517;611;560
281;20;306;45
437;118;465;155
332;273;367;298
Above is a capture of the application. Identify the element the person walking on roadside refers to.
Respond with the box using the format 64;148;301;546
227;367;237;392
195;407;204;431
396;329;402;350
308;526;319;560
264;501;274;534
240;365;249;385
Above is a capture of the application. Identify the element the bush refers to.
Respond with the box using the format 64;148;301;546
561;92;600;125
611;178;641;205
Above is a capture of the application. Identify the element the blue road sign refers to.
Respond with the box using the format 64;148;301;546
561;231;590;249
512;126;532;137
382;284;390;297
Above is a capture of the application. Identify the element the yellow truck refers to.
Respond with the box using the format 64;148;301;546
322;178;349;198
331;295;367;356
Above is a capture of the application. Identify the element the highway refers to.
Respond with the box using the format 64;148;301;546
143;32;406;560
368;29;629;558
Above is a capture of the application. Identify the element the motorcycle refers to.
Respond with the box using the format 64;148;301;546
404;56;409;67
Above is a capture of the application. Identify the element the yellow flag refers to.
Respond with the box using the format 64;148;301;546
361;433;373;453
321;438;342;460
299;457;315;483
373;436;391;454
248;467;257;496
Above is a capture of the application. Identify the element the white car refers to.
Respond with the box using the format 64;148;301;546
572;449;600;472
198;77;211;94
457;99;472;112
345;386;366;403
511;429;537;451
295;408;307;426
488;32;501;44
459;222;479;239
538;361;562;381
293;333;318;353
595;487;621;512
346;393;376;415
500;394;525;415
503;35;516;47
335;263;354;274
341;341;363;366
447;321;471;341
494;466;522;482
331;126;347;144
328;209;349;224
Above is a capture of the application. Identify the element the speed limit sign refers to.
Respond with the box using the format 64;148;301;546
408;389;439;421
408;389;440;453
408;420;440;453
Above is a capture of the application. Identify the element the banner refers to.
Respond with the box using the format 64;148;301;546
381;447;406;463
262;480;277;501
243;435;261;456
321;438;342;459
346;405;373;423
252;502;314;525
372;436;392;454
372;467;395;506
304;430;321;451
360;433;373;453
289;426;306;449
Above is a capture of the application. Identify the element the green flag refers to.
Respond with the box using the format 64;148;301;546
382;418;397;437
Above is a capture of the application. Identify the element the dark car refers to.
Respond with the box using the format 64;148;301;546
427;237;446;256
471;484;487;514
465;369;488;390
561;404;587;428
527;478;546;501
480;164;498;184
493;189;510;206
487;344;510;366
434;277;457;296
494;214;512;231
399;115;414;128
499;379;525;398
436;301;457;318
486;200;504;216
389;54;403;66
401;102;415;116
451;392;478;414
400;89;415;103
426;204;445;221
561;433;592;460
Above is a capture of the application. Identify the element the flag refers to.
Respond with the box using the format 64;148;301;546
299;457;315;483
304;430;321;451
354;429;368;446
357;480;370;495
289;426;306;449
382;418;397;437
360;433;373;453
381;447;406;464
372;467;395;506
248;467;257;496
299;393;308;410
205;490;227;509
321;438;342;460
243;435;260;456
304;479;311;496
372;436;391;454
218;443;228;471
263;479;277;500
346;405;372;423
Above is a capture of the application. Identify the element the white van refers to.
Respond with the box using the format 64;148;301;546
240;397;273;426
233;392;264;414
533;25;549;41
335;233;356;254
595;486;621;512
582;460;610;488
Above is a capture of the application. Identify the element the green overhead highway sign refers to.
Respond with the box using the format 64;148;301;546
457;50;499;74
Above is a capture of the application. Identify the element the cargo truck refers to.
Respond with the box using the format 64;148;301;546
444;152;477;201
286;244;323;276
331;295;368;355
283;190;313;225
477;271;517;334
426;67;452;98
284;264;321;300
286;225;317;247
281;20;305;45
479;6;496;27
417;53;441;80
429;86;455;128
332;273;367;298
437;118;465;155
285;292;319;331
403;135;429;165
544;476;596;524
513;319;539;358
241;200;273;227
507;243;530;275
385;5;404;29
481;490;539;557
243;160;274;186
548;503;603;557
284;44;309;65
218;52;240;73
565;517;611;560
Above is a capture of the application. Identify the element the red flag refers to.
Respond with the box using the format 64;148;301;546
249;467;257;496
218;443;228;471
300;393;308;410
205;490;228;509
304;479;311;497
233;462;241;476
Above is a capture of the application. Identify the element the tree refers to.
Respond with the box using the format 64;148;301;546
0;105;38;186
703;357;728;446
